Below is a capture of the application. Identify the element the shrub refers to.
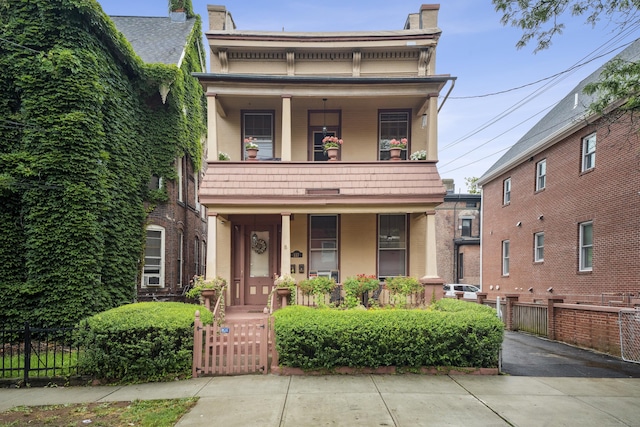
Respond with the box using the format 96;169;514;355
273;302;503;370
298;276;336;307
75;302;212;383
342;274;380;308
385;276;423;307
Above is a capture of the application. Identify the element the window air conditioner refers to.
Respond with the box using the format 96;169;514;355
144;275;162;287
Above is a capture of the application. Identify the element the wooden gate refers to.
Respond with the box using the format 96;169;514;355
193;312;270;376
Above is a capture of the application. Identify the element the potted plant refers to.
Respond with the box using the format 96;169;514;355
410;150;427;160
389;138;407;161
343;274;380;308
299;276;337;307
322;136;343;161
218;151;230;161
244;137;259;160
273;273;296;306
186;275;226;306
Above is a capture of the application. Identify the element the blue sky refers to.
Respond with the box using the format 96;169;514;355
99;0;639;191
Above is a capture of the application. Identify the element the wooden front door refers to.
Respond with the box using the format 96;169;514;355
244;228;273;305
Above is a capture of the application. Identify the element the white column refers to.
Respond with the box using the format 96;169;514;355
427;96;438;160
281;96;292;161
206;214;218;280
423;210;439;279
206;93;218;162
280;213;291;276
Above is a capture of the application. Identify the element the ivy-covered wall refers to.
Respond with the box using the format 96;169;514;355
0;0;205;327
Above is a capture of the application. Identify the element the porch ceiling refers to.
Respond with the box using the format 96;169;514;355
200;161;446;214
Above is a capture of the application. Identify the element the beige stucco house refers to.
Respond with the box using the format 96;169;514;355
196;4;456;307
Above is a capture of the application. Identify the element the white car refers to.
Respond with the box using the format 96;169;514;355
443;284;480;299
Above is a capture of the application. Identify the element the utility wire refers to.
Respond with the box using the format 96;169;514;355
0;37;41;53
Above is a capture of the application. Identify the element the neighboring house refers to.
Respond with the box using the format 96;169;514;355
111;7;208;301
195;5;456;307
436;180;481;287
477;39;640;305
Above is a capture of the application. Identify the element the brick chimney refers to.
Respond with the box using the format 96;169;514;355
207;5;236;30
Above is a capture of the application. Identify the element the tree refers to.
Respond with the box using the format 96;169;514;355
493;0;640;119
465;177;479;194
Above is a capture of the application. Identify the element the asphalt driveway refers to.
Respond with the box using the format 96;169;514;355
501;330;640;377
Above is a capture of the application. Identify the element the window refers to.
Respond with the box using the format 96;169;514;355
309;215;338;274
177;157;184;202
461;218;472;237
579;222;593;271
582;133;596;172
177;231;184;287
534;232;544;262
148;175;162;191
536;159;546;191
243;111;274;160
201;240;206;278
457;253;464;281
313;131;336;162
503;178;511;205
142;226;165;288
378;214;407;279
502;240;510;276
379;111;409;161
194;237;200;276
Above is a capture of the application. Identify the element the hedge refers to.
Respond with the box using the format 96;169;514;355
75;302;212;383
273;300;503;370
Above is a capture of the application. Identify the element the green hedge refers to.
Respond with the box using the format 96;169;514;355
75;302;212;383
273;300;503;370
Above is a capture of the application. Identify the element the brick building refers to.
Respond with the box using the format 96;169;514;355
477;39;640;305
111;9;208;300
436;180;481;287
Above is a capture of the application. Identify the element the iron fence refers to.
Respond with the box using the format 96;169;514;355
1;323;82;385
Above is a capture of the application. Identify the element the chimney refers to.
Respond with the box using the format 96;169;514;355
404;13;420;30
208;5;236;31
170;0;186;22
420;4;439;29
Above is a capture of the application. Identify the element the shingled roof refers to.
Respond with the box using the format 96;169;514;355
478;38;640;185
110;15;196;65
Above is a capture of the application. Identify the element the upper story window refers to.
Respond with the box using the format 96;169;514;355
582;133;596;172
502;240;510;276
579;221;593;271
379;110;409;161
536;159;546;191
177;157;184;202
503;178;511;205
243;111;274;160
461;218;472;237
534;232;544;262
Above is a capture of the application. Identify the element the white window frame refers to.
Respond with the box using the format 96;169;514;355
582;133;596;172
502;240;510;276
177;157;184;202
194;237;200;276
378;214;407;279
142;225;165;288
201;240;207;279
177;231;184;287
536;159;546;191
534;232;544;262
579;221;593;271
503;178;511;205
309;215;339;275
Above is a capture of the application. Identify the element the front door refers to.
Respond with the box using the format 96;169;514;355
245;228;272;305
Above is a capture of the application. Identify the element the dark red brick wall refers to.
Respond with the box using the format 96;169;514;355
553;305;621;356
481;118;640;303
138;157;207;299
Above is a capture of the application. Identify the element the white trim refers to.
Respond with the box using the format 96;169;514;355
142;225;165;288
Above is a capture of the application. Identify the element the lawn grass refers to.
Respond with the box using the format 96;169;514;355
1;350;80;378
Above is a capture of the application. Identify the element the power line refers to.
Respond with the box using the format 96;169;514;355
0;37;41;53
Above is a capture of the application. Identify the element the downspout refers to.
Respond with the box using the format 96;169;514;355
438;78;456;113
452;199;459;284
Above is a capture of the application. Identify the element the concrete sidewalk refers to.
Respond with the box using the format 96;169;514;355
2;374;640;426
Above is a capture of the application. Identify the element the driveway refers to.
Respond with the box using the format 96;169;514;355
501;330;640;377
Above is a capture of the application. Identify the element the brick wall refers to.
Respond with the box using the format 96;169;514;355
552;304;622;356
481;117;640;303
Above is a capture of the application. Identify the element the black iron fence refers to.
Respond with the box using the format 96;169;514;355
1;323;82;386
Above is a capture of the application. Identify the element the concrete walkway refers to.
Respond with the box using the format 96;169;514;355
2;374;640;426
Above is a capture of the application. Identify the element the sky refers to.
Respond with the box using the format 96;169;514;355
99;0;640;192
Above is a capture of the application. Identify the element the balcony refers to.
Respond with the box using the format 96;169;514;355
200;160;445;214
